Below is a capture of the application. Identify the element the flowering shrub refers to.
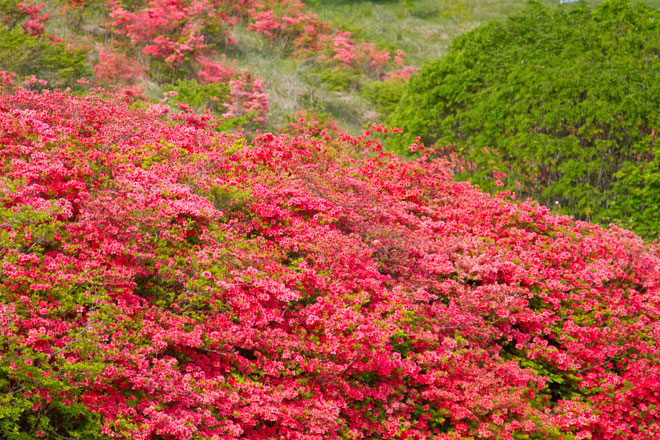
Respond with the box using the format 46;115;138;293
284;110;342;136
105;0;234;76
245;0;403;81
106;0;238;51
196;55;236;85
1;75;659;439
0;0;48;35
94;45;147;86
384;65;419;83
222;72;269;122
15;1;49;35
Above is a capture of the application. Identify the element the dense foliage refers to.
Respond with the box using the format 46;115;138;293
0;24;90;87
1;73;659;439
389;0;660;238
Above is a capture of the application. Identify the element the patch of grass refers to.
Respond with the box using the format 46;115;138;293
309;0;660;66
225;25;377;134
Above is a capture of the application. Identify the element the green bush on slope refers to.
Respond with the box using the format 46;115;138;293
163;79;230;115
361;79;406;116
389;0;660;238
0;25;90;88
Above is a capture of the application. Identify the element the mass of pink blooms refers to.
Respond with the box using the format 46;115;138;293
6;0;50;36
384;65;421;83
223;72;269;122
1;72;659;439
18;1;49;35
95;46;148;86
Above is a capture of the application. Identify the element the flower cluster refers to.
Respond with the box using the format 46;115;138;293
104;0;237;74
223;72;269;122
15;1;49;35
94;45;147;86
0;0;50;35
2;77;657;439
384;65;420;82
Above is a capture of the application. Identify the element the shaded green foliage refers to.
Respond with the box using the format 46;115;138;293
0;24;90;88
361;78;406;115
163;79;230;115
312;65;362;92
389;0;660;238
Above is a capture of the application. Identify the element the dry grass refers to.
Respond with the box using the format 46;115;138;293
225;25;377;134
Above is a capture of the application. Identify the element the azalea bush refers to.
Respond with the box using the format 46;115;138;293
1;72;659;439
94;45;147;87
389;0;660;239
1;0;49;35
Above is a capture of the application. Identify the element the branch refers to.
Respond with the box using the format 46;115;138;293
49;320;97;358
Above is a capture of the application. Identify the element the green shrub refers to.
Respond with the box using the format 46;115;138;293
438;0;476;21
389;0;660;238
305;65;363;92
0;24;91;88
163;79;230;115
361;79;406;116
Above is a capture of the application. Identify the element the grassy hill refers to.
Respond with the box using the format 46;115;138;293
6;0;657;135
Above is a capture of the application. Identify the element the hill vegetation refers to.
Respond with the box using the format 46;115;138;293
1;0;660;439
0;0;419;132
